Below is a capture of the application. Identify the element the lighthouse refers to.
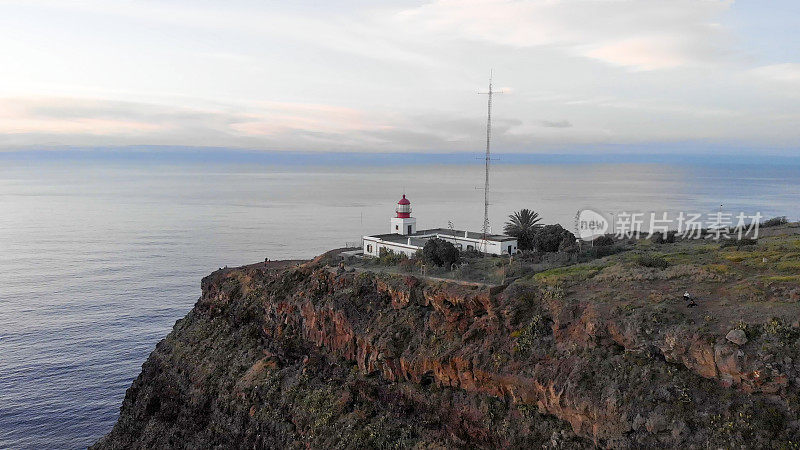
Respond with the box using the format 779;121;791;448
390;194;417;235
363;195;518;257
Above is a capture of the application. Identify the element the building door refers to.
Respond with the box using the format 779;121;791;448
508;245;512;254
408;225;412;234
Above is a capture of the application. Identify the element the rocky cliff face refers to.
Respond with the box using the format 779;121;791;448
95;257;800;449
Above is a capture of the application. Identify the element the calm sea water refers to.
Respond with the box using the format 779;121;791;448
1;159;798;448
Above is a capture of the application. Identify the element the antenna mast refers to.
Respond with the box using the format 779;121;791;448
479;71;502;249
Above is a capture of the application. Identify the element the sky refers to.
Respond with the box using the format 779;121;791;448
0;0;799;154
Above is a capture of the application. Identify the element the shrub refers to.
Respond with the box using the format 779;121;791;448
649;231;676;243
761;216;788;228
437;242;459;268
378;248;405;265
398;258;417;273
533;224;576;253
763;317;798;340
720;237;758;248
593;235;614;247
461;248;481;259
558;236;579;253
513;314;550;356
636;254;669;269
584;244;621;259
422;238;460;267
422;239;441;266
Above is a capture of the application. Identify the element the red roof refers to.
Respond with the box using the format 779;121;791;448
398;194;410;205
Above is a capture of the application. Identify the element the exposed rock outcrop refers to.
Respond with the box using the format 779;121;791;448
95;260;800;449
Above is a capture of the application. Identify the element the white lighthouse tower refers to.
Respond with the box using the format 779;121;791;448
390;194;416;235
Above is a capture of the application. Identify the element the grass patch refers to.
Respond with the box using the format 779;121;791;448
706;263;731;274
776;260;800;272
635;254;669;269
533;263;604;284
722;251;751;263
720;238;758;248
763;275;800;282
660;251;696;265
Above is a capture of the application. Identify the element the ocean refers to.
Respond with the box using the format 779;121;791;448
1;155;798;448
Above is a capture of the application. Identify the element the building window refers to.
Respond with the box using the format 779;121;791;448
467;245;474;251
395;225;399;230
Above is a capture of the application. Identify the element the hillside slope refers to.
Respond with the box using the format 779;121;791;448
95;232;800;448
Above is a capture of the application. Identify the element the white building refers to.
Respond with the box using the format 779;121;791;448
362;195;518;257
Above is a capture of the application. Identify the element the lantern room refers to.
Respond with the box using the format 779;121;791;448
390;194;416;235
396;195;411;218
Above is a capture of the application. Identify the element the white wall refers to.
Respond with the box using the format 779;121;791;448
435;235;517;255
363;237;420;258
390;217;416;235
364;233;517;257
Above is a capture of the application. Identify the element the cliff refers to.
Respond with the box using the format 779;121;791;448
95;234;800;448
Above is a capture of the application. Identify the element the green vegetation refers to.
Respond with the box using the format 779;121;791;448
764;275;800;282
721;237;758;248
583;243;623;258
378;248;406;265
352;218;800;300
533;263;605;284
503;209;542;251
650;230;677;244
763;317;799;341
512;314;550;356
635;254;670;269
532;224;576;253
593;235;614;246
762;216;788;228
422;238;459;267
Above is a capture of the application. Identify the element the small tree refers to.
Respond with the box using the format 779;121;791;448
438;241;460;267
593;235;614;247
762;216;788;228
532;224;576;253
423;239;442;266
503;209;542;251
422;238;460;267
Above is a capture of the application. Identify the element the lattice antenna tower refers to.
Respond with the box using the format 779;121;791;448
478;70;503;248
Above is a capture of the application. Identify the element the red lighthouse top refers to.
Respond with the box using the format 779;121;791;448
396;195;411;218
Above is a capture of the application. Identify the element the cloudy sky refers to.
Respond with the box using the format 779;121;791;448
1;0;798;154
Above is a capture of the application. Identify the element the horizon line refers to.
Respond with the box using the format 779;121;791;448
2;146;800;166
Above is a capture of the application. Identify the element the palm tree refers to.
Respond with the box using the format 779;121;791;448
504;209;542;251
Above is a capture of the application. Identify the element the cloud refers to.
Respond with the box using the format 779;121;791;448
0;97;399;150
540;120;572;128
0;96;569;152
0;1;798;152
395;0;732;70
582;37;692;71
751;63;800;83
